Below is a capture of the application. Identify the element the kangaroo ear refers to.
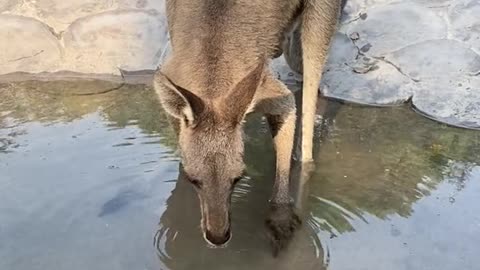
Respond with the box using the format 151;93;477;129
154;72;205;125
222;61;265;125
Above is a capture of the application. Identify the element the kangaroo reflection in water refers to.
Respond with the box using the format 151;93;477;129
152;94;339;269
153;162;327;270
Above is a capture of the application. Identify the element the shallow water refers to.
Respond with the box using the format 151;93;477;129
0;81;479;270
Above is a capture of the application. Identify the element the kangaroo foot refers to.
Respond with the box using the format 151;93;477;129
265;202;301;257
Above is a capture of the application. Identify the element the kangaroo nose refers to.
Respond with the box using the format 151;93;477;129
205;228;231;246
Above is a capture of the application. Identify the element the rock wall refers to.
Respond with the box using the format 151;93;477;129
0;0;168;75
0;0;479;129
275;0;480;129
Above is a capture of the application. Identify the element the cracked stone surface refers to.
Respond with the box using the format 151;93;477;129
274;0;480;129
0;0;479;128
413;76;480;129
344;2;448;56
449;0;480;53
63;9;168;75
33;0;114;32
2;0;166;32
321;59;415;105
117;0;166;11
0;14;62;74
0;0;17;12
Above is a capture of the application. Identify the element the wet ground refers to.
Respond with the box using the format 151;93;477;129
1;81;479;270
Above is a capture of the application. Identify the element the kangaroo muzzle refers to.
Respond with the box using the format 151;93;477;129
205;227;231;246
202;202;231;247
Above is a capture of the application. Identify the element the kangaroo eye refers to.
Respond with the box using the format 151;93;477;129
188;178;203;188
233;177;242;185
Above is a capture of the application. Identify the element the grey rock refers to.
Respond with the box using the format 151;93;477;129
32;0;115;32
449;0;480;53
321;58;414;105
343;2;448;56
272;30;414;105
326;32;360;69
344;0;397;12
412;76;480;129
271;57;300;87
63;9;168;75
384;39;480;81
0;15;62;75
0;0;18;12
0;0;478;130
412;0;453;7
117;0;165;11
272;32;359;86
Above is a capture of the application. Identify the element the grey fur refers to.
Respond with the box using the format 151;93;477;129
154;0;342;251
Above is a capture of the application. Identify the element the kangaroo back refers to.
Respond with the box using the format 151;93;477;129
154;0;342;252
162;0;302;98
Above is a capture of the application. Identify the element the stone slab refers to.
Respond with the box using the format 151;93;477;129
449;0;480;53
342;2;448;56
117;0;165;11
63;9;168;75
413;76;480;130
0;0;18;13
23;0;114;32
0;15;62;74
384;39;480;81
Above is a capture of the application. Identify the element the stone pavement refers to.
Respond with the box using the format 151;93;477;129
0;0;479;129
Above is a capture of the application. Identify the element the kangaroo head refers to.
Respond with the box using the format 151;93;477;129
154;62;264;246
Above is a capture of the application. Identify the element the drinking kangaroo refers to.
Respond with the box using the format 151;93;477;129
154;0;343;249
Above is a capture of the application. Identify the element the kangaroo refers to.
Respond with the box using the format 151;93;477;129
154;0;342;250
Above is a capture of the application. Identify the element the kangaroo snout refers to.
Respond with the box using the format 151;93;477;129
202;205;232;247
205;227;232;246
156;0;342;254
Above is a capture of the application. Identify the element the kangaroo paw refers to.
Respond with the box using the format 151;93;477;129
265;203;302;257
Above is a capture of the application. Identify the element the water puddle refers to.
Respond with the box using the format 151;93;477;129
1;81;479;270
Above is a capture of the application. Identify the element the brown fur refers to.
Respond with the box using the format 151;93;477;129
154;0;342;251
